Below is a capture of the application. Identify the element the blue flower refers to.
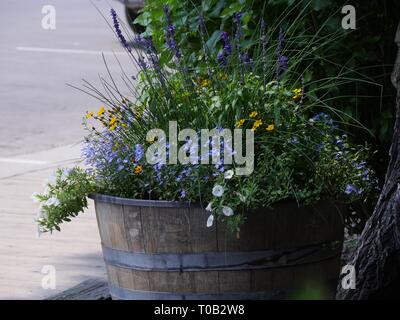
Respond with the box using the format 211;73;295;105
356;161;366;170
179;190;186;198
134;144;144;162
345;184;362;195
311;112;334;127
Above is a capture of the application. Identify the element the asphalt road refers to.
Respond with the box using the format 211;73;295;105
0;0;134;157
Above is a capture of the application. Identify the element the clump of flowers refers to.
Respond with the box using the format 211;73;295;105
33;7;379;234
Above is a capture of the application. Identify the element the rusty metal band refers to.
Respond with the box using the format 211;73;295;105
101;241;341;272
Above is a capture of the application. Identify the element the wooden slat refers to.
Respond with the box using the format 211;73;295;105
46;278;110;300
94;198;344;299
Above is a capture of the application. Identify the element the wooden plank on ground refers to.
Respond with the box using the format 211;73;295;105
46;278;111;300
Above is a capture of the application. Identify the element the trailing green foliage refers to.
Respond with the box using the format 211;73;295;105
33;168;95;233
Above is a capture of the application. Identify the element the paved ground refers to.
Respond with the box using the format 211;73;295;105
0;0;132;157
0;145;106;299
0;0;137;299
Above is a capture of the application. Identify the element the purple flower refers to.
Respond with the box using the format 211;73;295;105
276;27;288;78
163;5;182;60
233;12;243;45
221;32;232;55
110;9;131;52
278;55;289;72
217;52;226;66
199;14;213;81
134;35;164;82
217;32;232;67
240;52;253;70
260;19;268;79
199;14;206;32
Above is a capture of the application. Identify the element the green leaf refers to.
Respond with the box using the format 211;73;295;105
206;30;223;51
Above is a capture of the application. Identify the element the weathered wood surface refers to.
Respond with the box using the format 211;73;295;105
0;161;106;300
46;278;110;300
94;196;345;300
337;23;400;300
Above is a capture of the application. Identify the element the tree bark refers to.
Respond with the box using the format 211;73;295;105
337;23;400;300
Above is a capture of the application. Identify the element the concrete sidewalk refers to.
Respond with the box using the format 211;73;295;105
0;145;106;299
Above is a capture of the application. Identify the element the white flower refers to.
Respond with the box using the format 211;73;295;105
211;96;221;109
206;214;214;227
222;206;234;217
212;184;224;197
224;170;234;180
44;197;60;207
205;203;212;212
31;192;40;203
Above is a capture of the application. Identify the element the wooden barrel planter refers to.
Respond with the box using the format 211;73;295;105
90;193;345;300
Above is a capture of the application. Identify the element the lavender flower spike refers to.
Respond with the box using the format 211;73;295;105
276;27;288;79
217;31;232;67
260;19;268;81
110;8;131;53
163;5;182;60
233;12;243;44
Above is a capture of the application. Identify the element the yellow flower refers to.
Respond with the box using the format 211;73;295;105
236;119;245;128
292;88;302;100
251;119;263;132
266;124;275;132
97;105;105;117
85;111;94;119
200;78;210;88
109;116;117;126
249;111;258;118
134;165;143;174
109;123;117;131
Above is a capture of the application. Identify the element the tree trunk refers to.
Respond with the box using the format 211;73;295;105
337;23;400;300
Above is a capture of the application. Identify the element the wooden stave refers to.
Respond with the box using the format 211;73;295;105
92;194;344;300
